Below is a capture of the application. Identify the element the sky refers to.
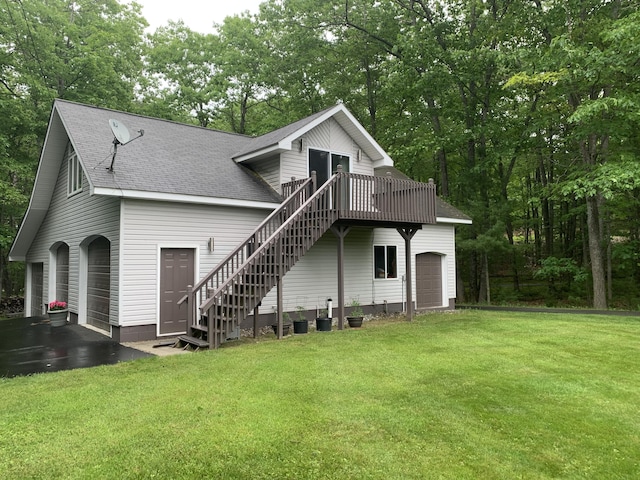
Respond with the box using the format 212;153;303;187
134;0;265;33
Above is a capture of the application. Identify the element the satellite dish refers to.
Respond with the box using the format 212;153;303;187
107;118;144;172
109;118;131;144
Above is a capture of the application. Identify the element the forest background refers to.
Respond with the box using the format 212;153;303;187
1;0;639;310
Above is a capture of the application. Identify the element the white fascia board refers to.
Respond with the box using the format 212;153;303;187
235;104;395;166
234;145;282;163
334;105;394;166
92;187;280;210
436;216;473;225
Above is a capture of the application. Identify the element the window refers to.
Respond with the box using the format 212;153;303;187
67;144;82;196
308;148;350;185
374;245;397;279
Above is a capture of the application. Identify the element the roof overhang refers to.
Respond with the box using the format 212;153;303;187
234;104;394;168
9;105;71;261
92;187;280;210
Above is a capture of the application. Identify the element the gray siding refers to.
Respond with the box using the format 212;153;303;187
119;199;269;329
251;155;280;193
26;145;120;323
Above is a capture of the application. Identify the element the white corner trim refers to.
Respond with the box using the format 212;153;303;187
92;187;280;210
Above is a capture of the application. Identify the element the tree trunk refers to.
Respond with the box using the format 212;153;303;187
585;195;607;309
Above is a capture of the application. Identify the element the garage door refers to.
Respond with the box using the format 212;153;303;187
87;237;110;331
416;253;442;308
159;248;194;335
30;263;43;317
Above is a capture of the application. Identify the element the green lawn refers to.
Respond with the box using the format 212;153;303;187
1;310;639;479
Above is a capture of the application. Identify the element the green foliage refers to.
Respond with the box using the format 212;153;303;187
295;305;306;321
0;0;146;296
534;257;587;284
348;298;364;317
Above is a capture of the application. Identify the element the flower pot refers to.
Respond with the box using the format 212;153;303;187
48;309;68;327
316;317;332;331
271;323;292;336
347;316;363;328
293;320;308;334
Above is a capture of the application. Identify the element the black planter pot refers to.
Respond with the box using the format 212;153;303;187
293;320;308;334
272;323;292;336
316;317;332;331
347;316;363;328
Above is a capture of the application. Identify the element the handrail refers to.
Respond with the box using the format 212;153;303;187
190;177;312;296
199;173;339;312
186;177;313;326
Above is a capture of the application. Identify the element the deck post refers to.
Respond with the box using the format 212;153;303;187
253;302;260;339
331;225;350;330
311;170;317;194
398;227;419;321
186;284;193;330
276;276;283;339
276;241;283;339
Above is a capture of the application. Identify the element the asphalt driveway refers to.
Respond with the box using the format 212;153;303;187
0;315;152;378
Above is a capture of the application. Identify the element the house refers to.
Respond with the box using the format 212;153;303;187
10;99;471;346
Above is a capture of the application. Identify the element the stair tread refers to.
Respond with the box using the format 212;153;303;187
177;335;209;348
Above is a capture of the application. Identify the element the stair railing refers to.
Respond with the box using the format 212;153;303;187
182;176;314;331
200;174;341;348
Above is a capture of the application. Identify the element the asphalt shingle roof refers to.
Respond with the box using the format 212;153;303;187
233;106;335;158
55;100;281;204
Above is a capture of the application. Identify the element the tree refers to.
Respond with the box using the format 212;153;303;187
0;0;146;299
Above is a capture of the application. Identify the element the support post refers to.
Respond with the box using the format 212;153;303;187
186;285;193;331
397;227;420;321
253;302;260;339
311;170;317;194
277;276;283;339
331;225;351;330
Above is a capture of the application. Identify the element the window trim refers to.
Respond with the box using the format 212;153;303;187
373;245;398;280
67;144;82;197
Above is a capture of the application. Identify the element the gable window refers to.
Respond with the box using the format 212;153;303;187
374;245;397;279
67;144;82;196
308;148;350;185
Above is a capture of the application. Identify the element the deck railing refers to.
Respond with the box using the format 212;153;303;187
180;170;437;348
334;171;436;224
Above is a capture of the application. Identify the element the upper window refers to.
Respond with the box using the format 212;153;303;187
67;144;82;196
374;245;397;279
308;148;350;185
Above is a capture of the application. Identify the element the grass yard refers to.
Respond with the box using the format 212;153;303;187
1;310;639;479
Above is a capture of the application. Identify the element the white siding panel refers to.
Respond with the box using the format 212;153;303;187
259;224;456;313
26;148;120;322
371;225;456;307
279;118;375;193
120;199;269;327
261;227;405;312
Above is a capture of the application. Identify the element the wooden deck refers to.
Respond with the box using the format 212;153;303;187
180;170;438;349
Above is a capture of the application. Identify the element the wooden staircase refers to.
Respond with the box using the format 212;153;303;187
176;169;437;350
